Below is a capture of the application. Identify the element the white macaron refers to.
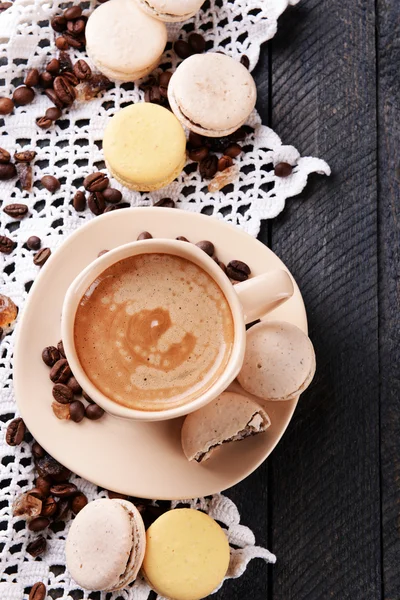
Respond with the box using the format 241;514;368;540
133;0;204;22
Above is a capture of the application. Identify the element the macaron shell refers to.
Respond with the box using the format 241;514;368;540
142;509;230;600
114;500;146;589
86;0;167;82
135;0;203;21
237;321;316;402
168;53;257;136
181;392;270;462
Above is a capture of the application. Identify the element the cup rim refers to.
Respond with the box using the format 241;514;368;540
61;239;246;421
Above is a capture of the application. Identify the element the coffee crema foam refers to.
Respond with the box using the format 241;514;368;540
74;253;234;411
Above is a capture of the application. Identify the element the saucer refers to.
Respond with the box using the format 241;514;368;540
14;208;307;499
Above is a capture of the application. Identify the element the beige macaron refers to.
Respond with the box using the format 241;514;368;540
85;0;167;82
237;321;316;402
181;392;270;463
168;53;257;137
133;0;204;22
66;498;146;591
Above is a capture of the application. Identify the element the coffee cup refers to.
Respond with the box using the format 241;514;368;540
61;239;294;422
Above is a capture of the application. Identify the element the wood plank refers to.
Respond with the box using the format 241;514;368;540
377;1;400;598
268;1;382;599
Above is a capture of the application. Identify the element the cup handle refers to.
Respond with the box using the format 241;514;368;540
234;269;294;324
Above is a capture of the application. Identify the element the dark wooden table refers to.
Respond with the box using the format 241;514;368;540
216;1;400;599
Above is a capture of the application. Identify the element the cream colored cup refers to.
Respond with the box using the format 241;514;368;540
61;239;294;422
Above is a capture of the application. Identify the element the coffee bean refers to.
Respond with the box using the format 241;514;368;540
71;492;88;514
56;340;65;357
46;59;60;75
52;383;73;404
0;97;14;115
0;147;10;163
0;162;17;179
54;75;76;106
52;401;70;420
42;346;61;367
226;259;251;281
35;453;71;482
24;68;40;87
14;150;36;163
107;490;129;500
102;188;122;204
159;71;172;97
188;146;209;162
67;18;86;35
188;33;206;54
174;40;192;59
64;5;82;19
196;240;214;256
49;359;71;384
98;249;109;257
51;15;67;32
29;486;47;500
55;36;69;50
62;70;79;87
67;377;82;395
0;1;12;11
230;125;253;140
29;582;46;600
36;117;52;130
84;172;109;192
240;55;250;69
35;476;51;497
54;498;70;521
27;536;47;557
88;191;106;215
3;203;28;219
137;231;152;240
73;190;86;212
50;482;78;498
28;516;50;532
13;86;35;105
218;155;233;171
199;154;218;179
176;236;190;242
26;236;41;251
188;131;205;148
69;400;85;423
41;496;57;518
73;59;91;81
63;32;85;50
153;198;175;208
58;51;73;72
32;442;45;459
224;143;242;158
82;391;93;402
274;162;293;177
214;256;227;274
103;204;117;213
33;248;51;267
39;71;54;89
16;161;32;189
144;86;162;105
85;403;105;420
0;235;16;254
6;418;26;446
44;106;61;122
41;175;60;193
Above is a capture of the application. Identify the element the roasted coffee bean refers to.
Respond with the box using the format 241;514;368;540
28;516;50;532
42;346;61;367
50;482;78;498
0;147;10;163
54;75;76;106
27;536;47;557
55;36;69;50
73;59;91;81
36;453;71;482
274;162;293;177
73;190;86;212
98;249;109;257
188;131;204;148
196;240;214;256
36;116;52;130
58;51;73;73
45;106;62;121
69;400;85;423
33;248;51;267
188;146;208;162
82;391;93;402
24;68;40;87
4;203;28;218
26;236;41;251
67;376;82;395
39;71;54;89
230;125;253;140
226;259;251;281
46;58;60;75
199;154;218;179
63;32;85;49
52;401;70;420
108;490;129;500
54;498;70;521
240;55;250;69
0;2;12;11
174;40;192;59
144;86;162;104
0;97;14;115
13;86;35;105
102;188;122;204
71;492;88;514
67;18;86;35
6;418;26;446
214;256;227;274
62;71;79;87
32;442;45;459
218;155;233;171
14;150;36;163
103;204;117;213
49;358;71;384
35;476;51;497
57;340;65;357
137;231;152;240
13;163;31;190
29;487;47;500
176;236;190;242
41;175;60;192
51;15;67;32
188;33;206;54
159;71;172;97
153;198;175;208
64;5;82;19
0;235;16;254
0;162;17;179
52;383;74;404
83;171;109;192
29;582;46;600
88;191;106;215
85;403;105;420
224;143;242;158
41;496;57;518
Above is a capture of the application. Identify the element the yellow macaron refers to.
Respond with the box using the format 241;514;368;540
142;508;230;600
103;103;187;192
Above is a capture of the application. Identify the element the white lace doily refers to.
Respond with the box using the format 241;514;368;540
0;0;328;597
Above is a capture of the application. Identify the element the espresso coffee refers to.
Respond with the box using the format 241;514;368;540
74;253;234;411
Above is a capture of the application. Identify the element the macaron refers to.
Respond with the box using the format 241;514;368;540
85;0;167;82
133;0;204;22
168;53;257;137
103;103;187;191
66;499;146;591
237;321;316;402
181;392;271;463
142;508;230;600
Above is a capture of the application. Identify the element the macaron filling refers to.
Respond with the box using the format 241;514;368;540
139;0;195;18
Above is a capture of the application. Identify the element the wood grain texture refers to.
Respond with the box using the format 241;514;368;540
377;1;400;598
268;1;382;599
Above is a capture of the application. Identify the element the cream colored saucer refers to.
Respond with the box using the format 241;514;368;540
14;208;307;499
